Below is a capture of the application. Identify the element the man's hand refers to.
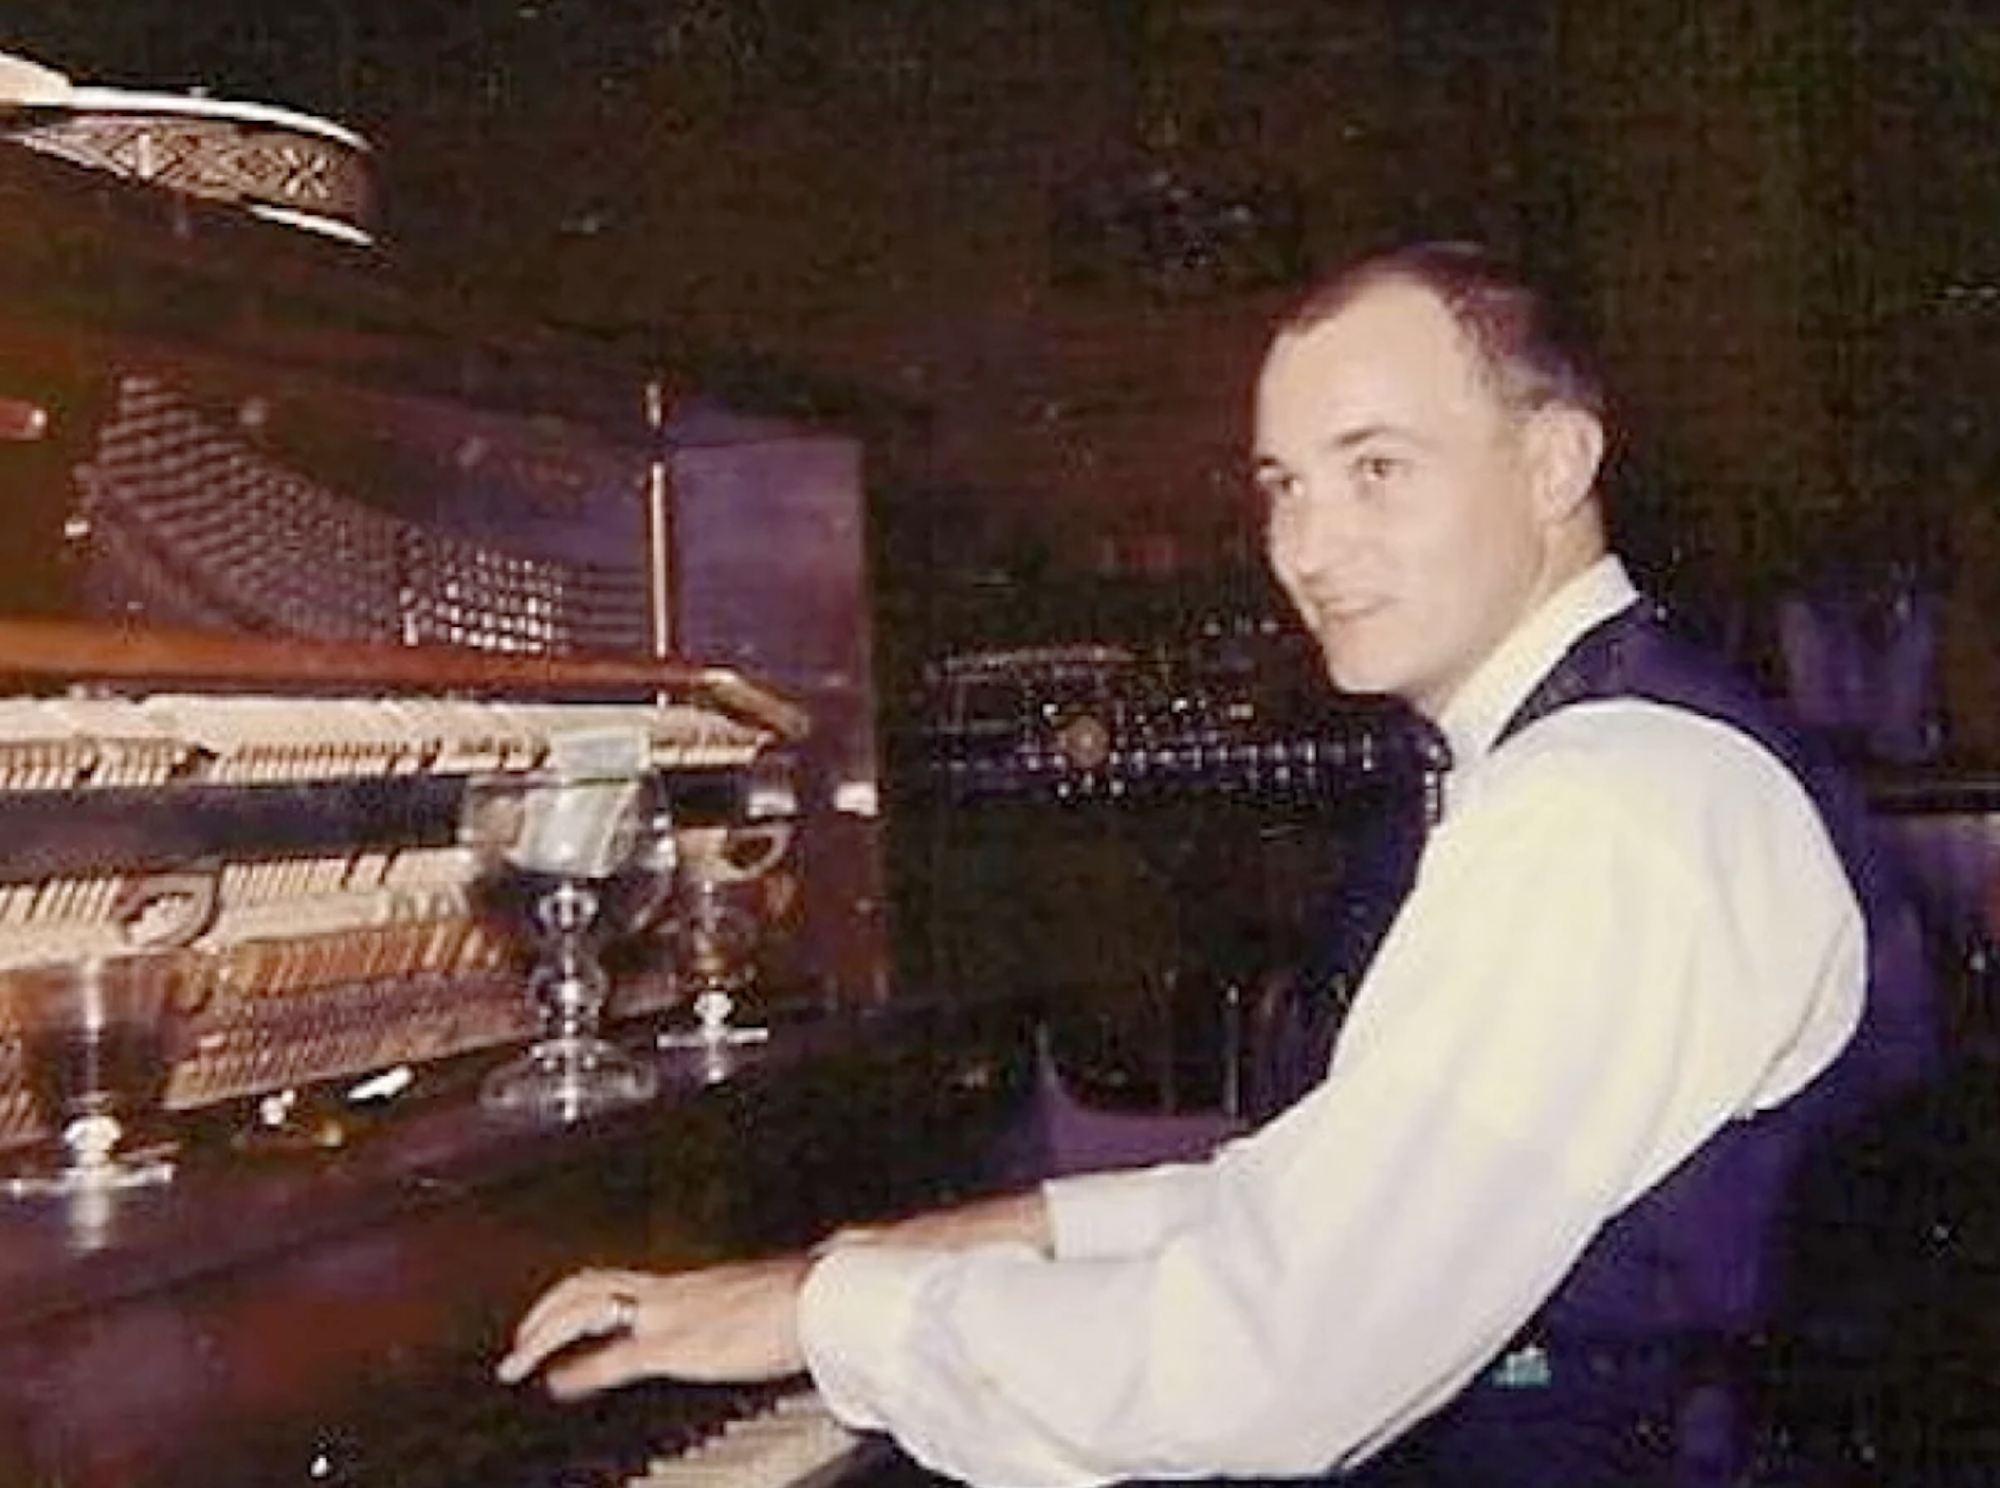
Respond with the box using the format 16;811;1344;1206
496;1192;1049;1398
496;1256;812;1399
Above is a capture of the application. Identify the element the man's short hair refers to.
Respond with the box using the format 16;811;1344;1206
1277;241;1608;424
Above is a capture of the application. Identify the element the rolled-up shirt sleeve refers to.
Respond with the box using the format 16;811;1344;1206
1042;1160;1217;1261
798;705;1864;1488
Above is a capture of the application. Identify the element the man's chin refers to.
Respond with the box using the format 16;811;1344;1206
1328;676;1408;704
1323;659;1402;701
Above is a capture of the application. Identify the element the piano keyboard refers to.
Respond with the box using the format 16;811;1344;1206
624;1388;867;1488
325;1376;878;1488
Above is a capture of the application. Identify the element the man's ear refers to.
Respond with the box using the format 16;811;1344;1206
1525;405;1605;524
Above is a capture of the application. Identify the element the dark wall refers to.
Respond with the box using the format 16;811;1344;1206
7;1;2000;692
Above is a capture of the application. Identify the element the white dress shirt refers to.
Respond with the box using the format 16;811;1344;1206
799;557;1866;1487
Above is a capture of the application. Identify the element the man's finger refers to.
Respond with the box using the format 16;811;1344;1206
496;1320;571;1384
514;1269;635;1342
498;1292;621;1383
509;1277;588;1349
543;1335;650;1399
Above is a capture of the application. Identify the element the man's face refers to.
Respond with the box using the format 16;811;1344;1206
1253;279;1567;718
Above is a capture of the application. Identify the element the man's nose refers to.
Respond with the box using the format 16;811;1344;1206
1275;485;1360;570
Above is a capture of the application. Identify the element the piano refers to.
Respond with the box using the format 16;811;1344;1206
0;95;1037;1488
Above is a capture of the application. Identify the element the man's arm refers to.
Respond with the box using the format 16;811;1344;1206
502;716;1862;1488
825;1188;1053;1255
496;1189;1056;1397
791;722;1866;1486
497;1257;813;1396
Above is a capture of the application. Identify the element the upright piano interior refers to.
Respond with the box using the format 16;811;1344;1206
0;136;1030;1488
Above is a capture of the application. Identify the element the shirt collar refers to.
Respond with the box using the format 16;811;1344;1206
1434;555;1641;773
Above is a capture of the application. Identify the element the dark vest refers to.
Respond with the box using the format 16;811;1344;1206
1494;600;1936;1346
1267;597;1936;1343
1310;601;1939;1488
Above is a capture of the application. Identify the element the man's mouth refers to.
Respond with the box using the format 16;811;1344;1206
1311;596;1385;626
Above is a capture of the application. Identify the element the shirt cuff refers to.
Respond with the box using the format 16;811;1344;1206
1043;1162;1212;1260
798;1243;938;1432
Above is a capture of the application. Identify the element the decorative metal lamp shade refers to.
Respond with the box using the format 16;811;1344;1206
0;50;375;246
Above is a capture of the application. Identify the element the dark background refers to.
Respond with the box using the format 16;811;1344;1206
5;0;1999;683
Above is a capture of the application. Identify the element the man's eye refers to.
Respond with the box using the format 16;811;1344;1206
1255;471;1300;507
1355;454;1403;486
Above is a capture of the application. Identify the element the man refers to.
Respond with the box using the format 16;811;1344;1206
499;243;1923;1486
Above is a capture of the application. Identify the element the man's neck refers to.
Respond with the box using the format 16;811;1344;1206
1431;554;1639;773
